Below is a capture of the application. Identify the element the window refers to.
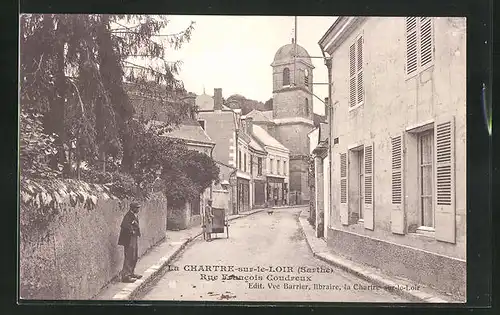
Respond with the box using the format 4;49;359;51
406;17;434;76
270;158;274;174
304;71;309;87
283;67;290;86
198;120;205;130
349;35;364;107
238;150;242;170
257;157;263;175
419;130;434;228
283;161;287;176
304;98;309;117
244;153;247;172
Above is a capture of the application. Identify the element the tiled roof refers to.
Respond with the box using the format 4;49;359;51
246;109;274;123
252;125;289;152
248;136;266;153
150;119;215;145
314;113;327;126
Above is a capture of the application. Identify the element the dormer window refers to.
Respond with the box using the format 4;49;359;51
283;67;290;86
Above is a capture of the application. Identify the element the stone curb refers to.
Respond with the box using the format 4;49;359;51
298;216;452;303
112;208;265;300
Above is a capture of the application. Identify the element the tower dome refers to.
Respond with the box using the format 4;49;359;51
272;40;312;67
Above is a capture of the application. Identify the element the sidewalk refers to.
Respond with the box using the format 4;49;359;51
94;207;265;300
298;210;458;303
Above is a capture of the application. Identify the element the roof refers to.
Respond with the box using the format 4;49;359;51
252;125;289;152
313;113;327;126
261;110;274;120
272;42;312;66
162;119;215;145
246;109;274;123
248;136;266;153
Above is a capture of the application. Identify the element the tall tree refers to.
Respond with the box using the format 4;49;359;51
20;14;196;177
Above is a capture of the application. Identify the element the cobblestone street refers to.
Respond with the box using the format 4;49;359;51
140;207;407;302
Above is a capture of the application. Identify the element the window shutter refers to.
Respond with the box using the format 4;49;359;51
364;143;374;230
357;36;364;104
340;152;349;225
419;17;434;68
434;116;456;243
391;134;406;234
349;43;356;107
406;17;418;76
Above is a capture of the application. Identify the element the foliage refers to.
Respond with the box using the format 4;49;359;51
264;98;273;111
20;14;221;224
19;110;61;179
20;14;196;176
19;176;116;229
131;125;220;207
226;94;269;115
162;149;220;207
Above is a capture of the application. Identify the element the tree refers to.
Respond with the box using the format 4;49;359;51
20;14;196;177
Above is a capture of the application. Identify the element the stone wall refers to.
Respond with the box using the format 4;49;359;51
19;193;168;300
166;201;202;231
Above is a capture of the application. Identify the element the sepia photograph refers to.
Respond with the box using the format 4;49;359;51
19;14;467;303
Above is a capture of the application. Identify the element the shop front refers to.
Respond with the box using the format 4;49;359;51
267;177;287;207
237;178;250;213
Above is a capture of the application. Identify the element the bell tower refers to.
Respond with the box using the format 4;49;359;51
270;39;315;204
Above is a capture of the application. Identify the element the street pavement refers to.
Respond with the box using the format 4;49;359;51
140;207;407;302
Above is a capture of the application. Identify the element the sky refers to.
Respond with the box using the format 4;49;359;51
162;16;337;116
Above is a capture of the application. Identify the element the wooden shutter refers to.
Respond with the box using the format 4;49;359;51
406;17;418;76
434;116;456;243
340;152;349;225
364;143;374;230
349;43;356;107
419;17;434;68
357;36;364;104
391;135;405;234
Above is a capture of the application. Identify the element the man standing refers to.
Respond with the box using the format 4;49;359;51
118;202;143;283
204;199;214;242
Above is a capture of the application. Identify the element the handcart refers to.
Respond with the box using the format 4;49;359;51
204;207;229;239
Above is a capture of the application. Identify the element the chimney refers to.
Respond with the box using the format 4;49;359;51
214;88;223;110
246;117;253;134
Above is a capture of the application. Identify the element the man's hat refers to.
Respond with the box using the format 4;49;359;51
130;202;141;209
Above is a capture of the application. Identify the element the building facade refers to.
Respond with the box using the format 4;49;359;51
319;17;466;299
249;121;290;207
197;88;285;213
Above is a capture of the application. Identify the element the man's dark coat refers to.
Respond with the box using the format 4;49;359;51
118;210;141;246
